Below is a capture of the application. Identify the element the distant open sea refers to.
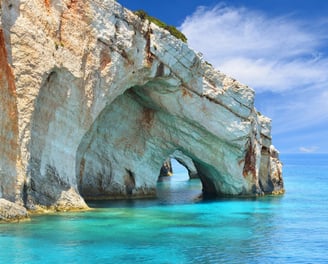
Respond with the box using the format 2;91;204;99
0;154;327;263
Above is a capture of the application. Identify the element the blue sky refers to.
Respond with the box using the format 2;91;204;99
118;0;328;154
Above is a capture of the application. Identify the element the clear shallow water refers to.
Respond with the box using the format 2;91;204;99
1;155;328;263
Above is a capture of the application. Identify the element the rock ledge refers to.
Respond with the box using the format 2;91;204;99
0;199;29;222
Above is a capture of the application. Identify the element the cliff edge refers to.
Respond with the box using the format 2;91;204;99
0;0;283;221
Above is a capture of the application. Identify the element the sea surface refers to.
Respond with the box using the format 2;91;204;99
1;154;327;263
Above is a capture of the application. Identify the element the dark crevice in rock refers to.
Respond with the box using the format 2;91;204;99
124;169;136;195
156;62;165;77
22;182;28;208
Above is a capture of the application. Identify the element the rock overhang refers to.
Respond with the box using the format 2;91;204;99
0;0;284;219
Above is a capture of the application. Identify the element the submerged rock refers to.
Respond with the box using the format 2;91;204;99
0;0;283;219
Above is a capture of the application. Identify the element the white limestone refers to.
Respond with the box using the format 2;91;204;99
0;0;284;218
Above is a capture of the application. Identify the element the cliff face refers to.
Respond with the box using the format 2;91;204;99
0;0;283;219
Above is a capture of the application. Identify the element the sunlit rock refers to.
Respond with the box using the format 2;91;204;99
0;198;28;222
0;0;284;218
159;159;173;178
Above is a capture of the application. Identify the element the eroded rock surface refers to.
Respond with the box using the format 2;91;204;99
0;0;284;219
0;198;28;222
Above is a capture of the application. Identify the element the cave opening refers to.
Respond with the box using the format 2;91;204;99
158;158;190;182
76;81;222;203
156;157;202;205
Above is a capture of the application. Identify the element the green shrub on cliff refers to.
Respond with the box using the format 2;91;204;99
134;10;187;43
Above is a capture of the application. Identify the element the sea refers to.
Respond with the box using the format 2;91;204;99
0;154;327;264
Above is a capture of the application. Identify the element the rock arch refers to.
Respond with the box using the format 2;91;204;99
0;0;284;215
169;150;198;179
75;80;261;200
76;83;229;200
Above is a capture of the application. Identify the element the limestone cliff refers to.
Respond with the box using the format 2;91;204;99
0;0;283;220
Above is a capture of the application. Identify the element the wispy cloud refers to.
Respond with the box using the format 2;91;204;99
299;146;319;153
179;4;328;153
179;4;328;92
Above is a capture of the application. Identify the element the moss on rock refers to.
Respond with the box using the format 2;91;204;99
134;10;187;43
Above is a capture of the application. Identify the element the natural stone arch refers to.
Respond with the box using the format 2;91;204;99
0;0;284;218
23;64;282;208
75;80;251;200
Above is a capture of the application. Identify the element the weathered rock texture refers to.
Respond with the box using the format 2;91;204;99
0;198;28;222
0;0;284;219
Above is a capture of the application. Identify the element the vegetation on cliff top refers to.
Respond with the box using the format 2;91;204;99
134;10;187;43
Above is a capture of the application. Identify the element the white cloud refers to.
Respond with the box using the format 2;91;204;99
299;146;319;153
179;4;328;92
261;89;328;135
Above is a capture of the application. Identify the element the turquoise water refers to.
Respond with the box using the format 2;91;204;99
1;155;328;263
